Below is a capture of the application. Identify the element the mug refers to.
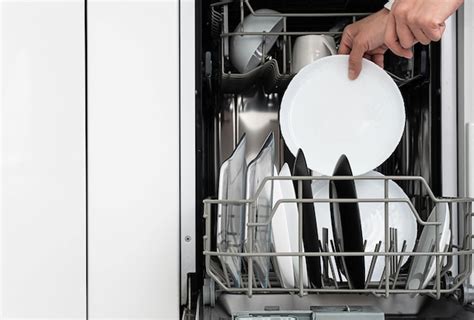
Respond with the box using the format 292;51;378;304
291;35;337;73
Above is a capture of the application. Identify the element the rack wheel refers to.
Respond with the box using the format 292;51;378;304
202;278;216;307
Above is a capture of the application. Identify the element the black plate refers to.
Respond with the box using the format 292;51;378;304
330;154;365;289
292;149;322;288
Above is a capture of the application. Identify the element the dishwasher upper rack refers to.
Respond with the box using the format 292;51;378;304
210;0;423;93
203;175;474;300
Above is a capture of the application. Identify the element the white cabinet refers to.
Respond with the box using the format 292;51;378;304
0;1;86;319
87;1;180;319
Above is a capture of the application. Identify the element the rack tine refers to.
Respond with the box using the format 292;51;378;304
378;240;395;290
390;228;397;275
440;244;453;278
393;228;399;275
336;239;353;289
318;240;326;288
212;258;232;287
325;241;339;289
394;229;398;270
221;260;232;287
395;239;406;271
392;240;407;289
377;266;386;290
330;240;343;283
435;244;450;287
365;241;382;289
323;228;329;280
389;228;393;275
363;240;367;251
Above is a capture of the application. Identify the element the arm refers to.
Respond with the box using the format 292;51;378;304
385;0;464;56
340;0;464;79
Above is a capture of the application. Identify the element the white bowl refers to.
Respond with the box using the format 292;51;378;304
280;55;406;176
291;35;336;73
230;9;284;74
312;171;417;282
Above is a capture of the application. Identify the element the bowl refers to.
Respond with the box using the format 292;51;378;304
230;9;284;74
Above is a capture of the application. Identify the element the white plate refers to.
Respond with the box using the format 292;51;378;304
407;203;451;290
312;171;417;282
280;55;406;176
278;163;309;287
272;166;295;288
217;135;247;287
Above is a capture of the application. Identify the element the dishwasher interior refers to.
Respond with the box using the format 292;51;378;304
189;0;474;319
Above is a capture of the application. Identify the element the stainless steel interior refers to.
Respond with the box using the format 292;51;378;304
193;0;474;318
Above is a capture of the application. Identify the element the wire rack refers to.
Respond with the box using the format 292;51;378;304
210;0;424;93
203;175;474;299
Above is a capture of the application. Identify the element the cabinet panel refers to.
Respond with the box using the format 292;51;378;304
87;1;180;319
0;1;86;318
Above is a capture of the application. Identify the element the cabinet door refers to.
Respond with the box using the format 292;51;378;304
0;1;86;319
87;1;180;319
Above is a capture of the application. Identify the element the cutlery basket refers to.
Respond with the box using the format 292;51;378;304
203;175;474;300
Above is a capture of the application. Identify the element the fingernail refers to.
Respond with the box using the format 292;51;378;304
349;69;356;80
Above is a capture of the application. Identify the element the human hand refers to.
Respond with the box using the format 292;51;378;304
385;0;464;58
339;9;390;80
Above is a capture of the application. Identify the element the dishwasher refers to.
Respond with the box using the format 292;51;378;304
181;0;474;319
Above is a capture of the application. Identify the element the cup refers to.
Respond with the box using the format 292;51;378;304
291;35;337;73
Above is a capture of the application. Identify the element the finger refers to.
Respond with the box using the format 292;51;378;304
396;19;416;49
338;40;351;55
348;42;366;80
372;54;384;69
410;27;430;45
338;29;352;55
423;22;445;42
385;14;413;59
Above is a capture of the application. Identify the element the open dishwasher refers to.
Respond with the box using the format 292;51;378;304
181;0;474;319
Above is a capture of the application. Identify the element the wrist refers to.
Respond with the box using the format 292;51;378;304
375;7;390;20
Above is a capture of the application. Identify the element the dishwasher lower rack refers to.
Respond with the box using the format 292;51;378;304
202;175;474;300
